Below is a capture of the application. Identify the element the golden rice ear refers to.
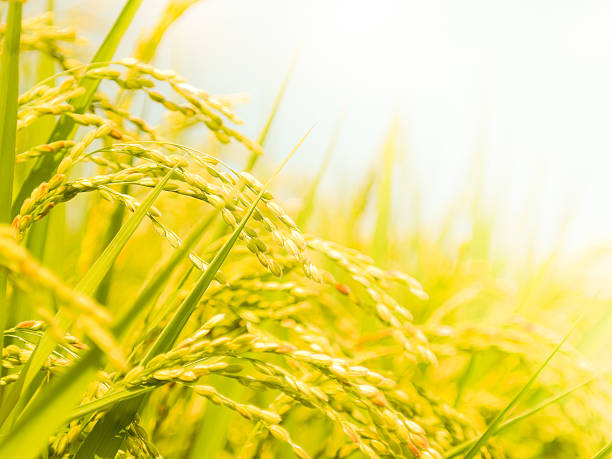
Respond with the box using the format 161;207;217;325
0;4;608;459
0;226;125;369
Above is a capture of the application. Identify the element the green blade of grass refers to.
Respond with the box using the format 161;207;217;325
71;385;154;420
444;376;596;458
208;58;299;247
131;0;204;64
114;211;216;340
592;442;612;459
460;318;582;459
93;205;125;305
19;0;57;264
0;162;177;442
296;114;343;230
0;355;100;459
0;0;22;397
244;50;299;172
19;218;53;326
77;165;178;296
372;119;399;265
72;392;141;458
189;375;242;458
11;0;144;217
208;62;296;244
126;264;195;361
453;353;476;408
74;128;313;458
347;168;376;246
0;1;21;224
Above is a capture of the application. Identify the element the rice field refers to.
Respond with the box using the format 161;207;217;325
0;1;611;458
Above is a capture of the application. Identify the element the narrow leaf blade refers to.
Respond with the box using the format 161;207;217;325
461;319;581;459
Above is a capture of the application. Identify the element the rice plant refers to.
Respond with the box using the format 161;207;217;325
0;1;611;458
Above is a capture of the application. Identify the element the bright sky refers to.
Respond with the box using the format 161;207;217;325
61;0;612;260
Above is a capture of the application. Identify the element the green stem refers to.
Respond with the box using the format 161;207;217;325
0;2;21;220
0;0;22;396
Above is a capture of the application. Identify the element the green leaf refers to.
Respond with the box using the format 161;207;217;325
0;357;99;459
80;172;177;297
372;119;399;266
17;0;57;267
0;1;21;225
189;376;242;458
453;353;476;408
347;168;376;246
461;318;582;459
0;0;22;394
114;211;216;340
592;442;612;459
244;50;299;172
296;114;343;230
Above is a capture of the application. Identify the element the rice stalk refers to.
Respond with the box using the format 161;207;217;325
0;0;22;395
